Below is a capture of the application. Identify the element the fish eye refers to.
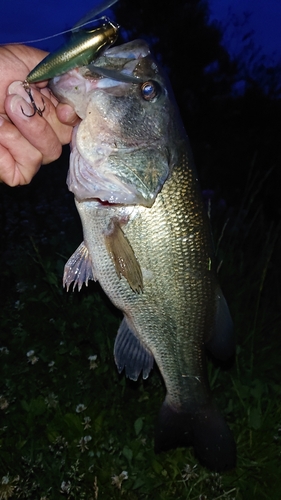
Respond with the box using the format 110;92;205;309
140;80;161;101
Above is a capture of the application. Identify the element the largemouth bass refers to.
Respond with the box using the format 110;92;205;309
50;40;236;471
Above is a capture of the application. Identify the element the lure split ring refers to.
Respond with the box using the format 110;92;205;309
21;80;46;117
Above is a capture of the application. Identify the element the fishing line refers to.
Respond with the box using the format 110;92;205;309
0;0;118;46
0;17;108;46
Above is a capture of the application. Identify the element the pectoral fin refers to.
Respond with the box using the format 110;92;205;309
63;241;96;291
114;317;154;380
104;220;143;293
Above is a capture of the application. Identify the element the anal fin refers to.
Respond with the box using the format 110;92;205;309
63;241;96;291
114;317;154;380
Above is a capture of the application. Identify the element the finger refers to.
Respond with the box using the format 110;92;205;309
0;47;47;114
32;83;79;126
56;102;80;127
29;86;79;138
7;81;73;149
40;87;76;143
0;116;42;185
5;93;63;164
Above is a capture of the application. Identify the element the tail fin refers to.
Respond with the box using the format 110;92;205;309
155;399;236;471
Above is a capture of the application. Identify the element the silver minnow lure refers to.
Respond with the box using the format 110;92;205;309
26;17;119;83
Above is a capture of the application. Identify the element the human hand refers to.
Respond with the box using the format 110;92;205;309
0;44;79;186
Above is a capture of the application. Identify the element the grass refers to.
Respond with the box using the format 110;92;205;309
0;153;280;499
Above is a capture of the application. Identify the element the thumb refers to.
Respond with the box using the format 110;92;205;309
56;102;80;126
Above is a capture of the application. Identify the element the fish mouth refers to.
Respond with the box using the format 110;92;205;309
51;40;151;103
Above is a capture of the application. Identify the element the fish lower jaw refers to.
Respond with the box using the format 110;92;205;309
85;198;129;208
71;187;146;206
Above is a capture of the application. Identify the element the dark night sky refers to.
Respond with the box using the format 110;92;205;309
208;0;281;65
0;0;116;52
0;0;280;67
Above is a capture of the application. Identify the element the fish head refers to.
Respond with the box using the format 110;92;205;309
50;40;183;206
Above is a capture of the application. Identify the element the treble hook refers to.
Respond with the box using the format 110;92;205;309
21;80;46;117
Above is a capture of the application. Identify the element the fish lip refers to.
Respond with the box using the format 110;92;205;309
85;64;144;84
102;39;150;59
83;63;141;91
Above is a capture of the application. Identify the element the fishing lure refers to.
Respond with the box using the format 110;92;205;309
26;17;119;84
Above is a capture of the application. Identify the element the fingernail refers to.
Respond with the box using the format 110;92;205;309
10;94;33;118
